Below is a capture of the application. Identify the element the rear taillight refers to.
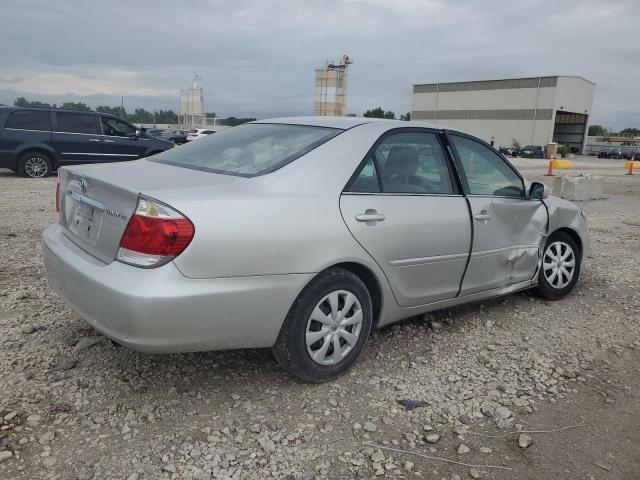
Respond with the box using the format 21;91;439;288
116;197;194;268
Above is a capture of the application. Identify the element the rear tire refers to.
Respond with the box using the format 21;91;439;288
534;231;581;300
17;152;52;178
272;268;372;383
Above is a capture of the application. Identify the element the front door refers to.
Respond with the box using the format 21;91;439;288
340;130;471;307
447;133;547;295
99;116;147;161
52;112;102;164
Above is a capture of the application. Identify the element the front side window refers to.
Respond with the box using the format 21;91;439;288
152;123;341;176
56;113;98;135
375;132;454;194
450;135;524;197
5;110;51;131
101;117;136;137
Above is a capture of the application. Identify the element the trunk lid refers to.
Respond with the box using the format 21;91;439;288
58;159;243;264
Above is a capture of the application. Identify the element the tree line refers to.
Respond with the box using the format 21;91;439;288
10;97;255;126
363;107;410;121
588;124;639;137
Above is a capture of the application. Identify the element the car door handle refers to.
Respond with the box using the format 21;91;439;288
355;212;385;223
89;138;101;142
474;212;492;221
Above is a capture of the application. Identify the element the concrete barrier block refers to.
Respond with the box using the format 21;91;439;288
552;174;605;201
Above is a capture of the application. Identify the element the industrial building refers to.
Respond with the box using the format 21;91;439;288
314;55;353;116
179;75;206;129
412;76;595;153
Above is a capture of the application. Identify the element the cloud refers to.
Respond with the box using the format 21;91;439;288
0;0;638;126
0;65;175;97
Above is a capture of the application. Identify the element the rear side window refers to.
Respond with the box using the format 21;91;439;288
5;110;51;131
152;123;341;176
348;131;454;194
56;113;98;134
348;157;381;193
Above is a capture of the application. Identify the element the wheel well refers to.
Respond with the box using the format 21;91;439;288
553;227;583;256
330;262;383;328
18;147;56;165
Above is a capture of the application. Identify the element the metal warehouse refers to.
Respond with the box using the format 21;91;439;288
411;76;595;153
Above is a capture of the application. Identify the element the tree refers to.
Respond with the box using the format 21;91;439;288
14;97;55;108
620;128;639;136
60;101;92;111
96;105;127;119
129;108;154;123
588;124;606;136
400;112;411;121
363;107;395;119
153;110;179;124
216;116;256;127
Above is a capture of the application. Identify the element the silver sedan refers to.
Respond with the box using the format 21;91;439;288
42;117;589;382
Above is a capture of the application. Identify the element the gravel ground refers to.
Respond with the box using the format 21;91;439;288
0;157;639;479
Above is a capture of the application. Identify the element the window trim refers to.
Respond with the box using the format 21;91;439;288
53;111;100;136
343;127;462;196
444;130;527;199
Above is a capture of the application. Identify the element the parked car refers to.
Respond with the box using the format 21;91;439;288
520;145;544;159
498;146;520;157
145;128;165;138
187;128;217;141
42;117;589;382
156;129;188;144
0;107;173;178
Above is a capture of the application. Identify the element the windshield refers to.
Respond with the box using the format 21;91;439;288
151;123;342;176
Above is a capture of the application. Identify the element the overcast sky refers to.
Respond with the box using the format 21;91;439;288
1;0;638;127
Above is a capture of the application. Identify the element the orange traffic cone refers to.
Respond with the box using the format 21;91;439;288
626;159;635;176
545;160;554;176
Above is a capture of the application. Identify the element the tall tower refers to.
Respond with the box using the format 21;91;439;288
314;54;353;116
179;75;205;129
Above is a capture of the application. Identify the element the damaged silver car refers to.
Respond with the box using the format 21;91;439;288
42;117;589;382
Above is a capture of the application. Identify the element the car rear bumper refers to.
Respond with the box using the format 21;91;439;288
42;223;310;353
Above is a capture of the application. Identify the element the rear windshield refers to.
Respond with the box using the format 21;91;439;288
151;123;341;176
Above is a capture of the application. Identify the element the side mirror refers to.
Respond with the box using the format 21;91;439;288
529;181;549;200
135;129;141;137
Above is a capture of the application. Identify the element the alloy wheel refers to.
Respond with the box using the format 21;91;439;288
543;241;576;289
305;290;363;365
24;157;48;178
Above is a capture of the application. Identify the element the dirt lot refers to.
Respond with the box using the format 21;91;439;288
0;157;639;480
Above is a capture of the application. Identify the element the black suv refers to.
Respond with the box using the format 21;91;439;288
0;107;173;177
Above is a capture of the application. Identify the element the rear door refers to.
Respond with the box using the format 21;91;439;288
340;129;471;307
447;133;547;295
99;116;147;161
52;112;102;164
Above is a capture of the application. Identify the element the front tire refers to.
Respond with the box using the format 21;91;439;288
534;231;581;300
272;268;373;383
17;152;52;178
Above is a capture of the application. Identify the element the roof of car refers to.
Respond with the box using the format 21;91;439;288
253;116;448;131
